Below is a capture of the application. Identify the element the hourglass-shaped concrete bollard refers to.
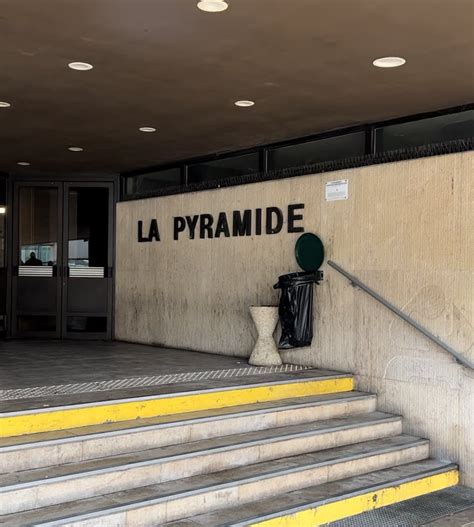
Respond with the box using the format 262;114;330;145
248;306;282;366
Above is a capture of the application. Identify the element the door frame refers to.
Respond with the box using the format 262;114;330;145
61;181;115;340
10;179;116;339
11;181;63;338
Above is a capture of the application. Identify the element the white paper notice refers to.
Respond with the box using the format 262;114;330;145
325;179;348;201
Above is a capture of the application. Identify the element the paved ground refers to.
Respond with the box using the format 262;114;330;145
326;486;474;526
0;340;249;389
0;339;313;411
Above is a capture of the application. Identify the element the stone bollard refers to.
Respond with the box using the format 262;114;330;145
248;306;282;366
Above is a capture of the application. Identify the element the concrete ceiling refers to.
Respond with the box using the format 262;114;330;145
0;0;473;176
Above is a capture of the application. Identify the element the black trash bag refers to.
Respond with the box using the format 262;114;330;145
273;271;321;349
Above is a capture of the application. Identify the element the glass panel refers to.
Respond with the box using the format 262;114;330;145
68;187;109;269
0;179;5;333
125;168;181;196
0;178;5;267
19;187;58;267
375;110;474;152
18;315;56;332
187;152;260;184
67;316;107;332
267;132;366;170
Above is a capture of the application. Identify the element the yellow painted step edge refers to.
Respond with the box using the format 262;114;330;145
0;376;353;438
249;469;459;527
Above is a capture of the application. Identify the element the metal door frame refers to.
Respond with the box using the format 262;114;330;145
11;181;64;338
11;180;115;339
61;181;114;339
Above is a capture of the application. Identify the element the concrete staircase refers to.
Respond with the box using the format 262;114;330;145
0;370;458;526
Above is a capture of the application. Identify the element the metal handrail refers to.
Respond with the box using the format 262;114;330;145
327;260;474;370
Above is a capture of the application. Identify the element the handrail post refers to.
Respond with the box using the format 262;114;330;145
327;260;474;370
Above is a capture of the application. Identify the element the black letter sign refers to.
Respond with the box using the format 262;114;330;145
148;219;160;241
174;217;186;240
138;219;160;242
266;207;283;234
232;210;252;236
288;204;305;233
199;214;214;239
138;220;147;242
215;212;230;238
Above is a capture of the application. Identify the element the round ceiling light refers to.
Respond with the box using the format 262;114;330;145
139;127;157;132
372;56;406;68
197;0;228;12
17;161;31;166
0;101;11;108
68;146;84;152
234;100;255;107
68;62;94;71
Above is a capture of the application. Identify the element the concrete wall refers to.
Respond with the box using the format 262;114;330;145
116;151;474;485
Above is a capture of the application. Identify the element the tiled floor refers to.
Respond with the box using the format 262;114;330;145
0;339;313;411
0;340;249;389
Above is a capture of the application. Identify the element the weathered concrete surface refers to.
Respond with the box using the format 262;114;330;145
116;151;474;485
249;306;281;366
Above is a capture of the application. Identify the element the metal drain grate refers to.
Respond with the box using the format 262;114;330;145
0;364;309;401
325;487;474;527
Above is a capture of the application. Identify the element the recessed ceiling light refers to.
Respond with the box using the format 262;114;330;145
372;56;406;68
139;127;157;133
197;0;228;12
17;161;30;166
234;100;255;107
0;101;11;108
68;146;84;152
68;62;94;71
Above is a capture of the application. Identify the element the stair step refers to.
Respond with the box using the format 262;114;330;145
0;370;354;438
0;392;376;472
0;412;401;515
0;435;430;525
163;460;458;527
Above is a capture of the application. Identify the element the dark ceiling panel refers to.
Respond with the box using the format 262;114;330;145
0;0;473;176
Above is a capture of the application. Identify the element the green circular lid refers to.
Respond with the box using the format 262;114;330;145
295;233;324;271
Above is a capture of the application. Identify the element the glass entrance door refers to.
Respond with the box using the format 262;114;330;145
13;183;62;337
12;181;114;338
62;183;113;338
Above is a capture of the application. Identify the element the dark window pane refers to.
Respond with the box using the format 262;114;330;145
68;187;108;268
268;132;366;170
67;316;107;332
18;315;56;332
126;168;181;196
0;178;5;268
0;180;5;325
187;153;260;184
19;187;58;266
0;267;6;318
0;178;6;205
375;111;474;152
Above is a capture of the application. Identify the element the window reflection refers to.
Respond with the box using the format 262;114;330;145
267;132;366;170
125;168;181;196
19;187;58;266
187;153;260;184
375;111;474;151
68;187;108;268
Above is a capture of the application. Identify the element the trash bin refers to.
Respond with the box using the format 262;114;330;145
273;271;323;349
